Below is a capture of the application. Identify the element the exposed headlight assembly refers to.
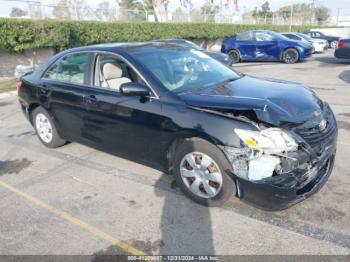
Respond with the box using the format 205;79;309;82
234;128;298;154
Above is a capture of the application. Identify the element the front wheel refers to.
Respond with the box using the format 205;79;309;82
282;48;299;64
173;138;236;206
32;106;66;148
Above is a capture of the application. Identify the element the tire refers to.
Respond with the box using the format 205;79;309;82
32;106;66;148
282;48;299;64
330;40;338;49
173;138;236;207
227;49;240;64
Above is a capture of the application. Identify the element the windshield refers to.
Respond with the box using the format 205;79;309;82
132;48;241;93
182;41;204;51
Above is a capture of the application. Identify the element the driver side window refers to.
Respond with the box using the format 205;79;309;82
94;54;145;92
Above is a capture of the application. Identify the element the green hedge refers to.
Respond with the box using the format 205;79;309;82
0;18;315;52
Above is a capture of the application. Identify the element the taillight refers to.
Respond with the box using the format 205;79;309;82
338;41;345;47
17;80;23;94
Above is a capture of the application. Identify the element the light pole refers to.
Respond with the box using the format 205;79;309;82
289;2;293;32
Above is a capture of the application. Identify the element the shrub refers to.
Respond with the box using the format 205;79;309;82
0;18;315;52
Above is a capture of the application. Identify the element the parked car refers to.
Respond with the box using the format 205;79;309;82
282;32;327;53
221;30;313;64
303;31;340;49
17;42;337;210
334;39;350;59
155;39;233;66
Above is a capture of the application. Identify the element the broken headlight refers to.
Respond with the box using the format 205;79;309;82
234;128;298;154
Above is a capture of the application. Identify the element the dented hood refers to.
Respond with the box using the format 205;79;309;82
179;75;323;126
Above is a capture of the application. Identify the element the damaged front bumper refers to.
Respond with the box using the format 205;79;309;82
221;132;337;211
234;145;336;211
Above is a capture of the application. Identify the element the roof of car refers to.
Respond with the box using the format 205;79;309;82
61;41;188;55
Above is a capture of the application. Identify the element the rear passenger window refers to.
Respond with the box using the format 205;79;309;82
286;34;300;40
43;53;89;84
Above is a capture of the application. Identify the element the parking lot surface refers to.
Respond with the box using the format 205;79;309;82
1;49;350;256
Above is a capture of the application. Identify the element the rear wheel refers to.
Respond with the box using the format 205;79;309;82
173;138;236;206
282;48;299;64
227;49;240;64
32;107;66;148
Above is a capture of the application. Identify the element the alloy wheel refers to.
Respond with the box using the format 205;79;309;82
35;113;53;143
284;50;298;63
228;50;240;63
180;152;223;199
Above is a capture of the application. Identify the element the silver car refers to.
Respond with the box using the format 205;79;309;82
282;32;328;53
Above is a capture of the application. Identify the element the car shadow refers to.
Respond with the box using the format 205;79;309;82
153;138;215;255
153;174;215;255
315;56;350;66
339;70;350;84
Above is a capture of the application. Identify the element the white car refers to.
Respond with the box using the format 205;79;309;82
282;32;328;53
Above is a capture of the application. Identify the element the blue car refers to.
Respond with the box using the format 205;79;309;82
221;30;313;64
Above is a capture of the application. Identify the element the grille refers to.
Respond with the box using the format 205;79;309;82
293;110;337;153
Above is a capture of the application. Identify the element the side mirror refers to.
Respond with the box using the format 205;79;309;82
120;82;150;97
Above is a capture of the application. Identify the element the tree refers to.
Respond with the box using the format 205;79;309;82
315;6;330;25
52;0;91;20
201;0;218;22
52;0;72;19
253;1;272;19
260;1;272;18
10;7;28;17
116;0;147;20
95;1;110;20
276;3;330;25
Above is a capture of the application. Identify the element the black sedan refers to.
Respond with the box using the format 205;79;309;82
335;39;350;59
156;39;233;66
17;42;337;210
304;31;340;49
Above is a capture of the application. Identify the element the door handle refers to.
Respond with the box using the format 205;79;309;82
85;95;98;105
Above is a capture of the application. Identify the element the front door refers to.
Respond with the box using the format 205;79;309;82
82;53;164;167
253;31;280;61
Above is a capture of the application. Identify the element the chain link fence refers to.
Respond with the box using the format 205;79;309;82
2;0;347;26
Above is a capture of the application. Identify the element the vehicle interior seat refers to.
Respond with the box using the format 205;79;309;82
102;63;131;90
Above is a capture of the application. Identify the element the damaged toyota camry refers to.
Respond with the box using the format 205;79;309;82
18;42;337;210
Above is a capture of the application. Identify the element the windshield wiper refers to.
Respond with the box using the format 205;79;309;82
216;77;241;87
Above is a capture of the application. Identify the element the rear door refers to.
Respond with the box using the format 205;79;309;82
82;53;164;167
40;52;92;141
253;31;280;61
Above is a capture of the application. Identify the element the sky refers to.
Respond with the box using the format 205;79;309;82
0;0;349;17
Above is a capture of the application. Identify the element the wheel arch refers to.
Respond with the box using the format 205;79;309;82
165;133;228;175
28;103;41;124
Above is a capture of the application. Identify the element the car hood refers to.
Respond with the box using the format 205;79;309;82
179;75;323;126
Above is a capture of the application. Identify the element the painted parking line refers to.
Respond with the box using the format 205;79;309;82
0;180;147;256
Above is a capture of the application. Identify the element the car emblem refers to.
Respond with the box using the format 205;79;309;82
319;119;327;131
